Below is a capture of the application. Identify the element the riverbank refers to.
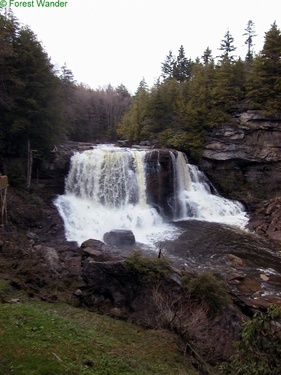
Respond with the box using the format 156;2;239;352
1;184;281;374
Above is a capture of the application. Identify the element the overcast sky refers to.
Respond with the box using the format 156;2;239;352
10;0;281;94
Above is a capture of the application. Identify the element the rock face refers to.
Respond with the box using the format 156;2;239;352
203;111;281;163
38;142;96;195
82;259;138;308
200;111;281;205
247;197;281;241
145;149;176;217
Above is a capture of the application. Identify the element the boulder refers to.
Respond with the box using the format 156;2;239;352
103;230;135;246
226;254;245;269
33;244;61;273
81;259;137;308
81;238;110;251
80;239;114;262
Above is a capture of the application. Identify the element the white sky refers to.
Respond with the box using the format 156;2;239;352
10;0;281;94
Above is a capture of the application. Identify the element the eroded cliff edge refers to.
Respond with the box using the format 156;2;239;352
199;110;281;241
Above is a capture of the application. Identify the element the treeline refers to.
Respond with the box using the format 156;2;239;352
0;9;131;167
118;21;281;158
1;9;281;172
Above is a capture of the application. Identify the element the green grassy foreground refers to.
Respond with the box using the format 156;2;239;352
0;300;198;375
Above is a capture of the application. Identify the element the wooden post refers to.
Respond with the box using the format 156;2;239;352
26;140;37;189
27;139;32;189
0;175;8;225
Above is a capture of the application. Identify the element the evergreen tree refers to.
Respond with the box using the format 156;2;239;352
262;21;281;62
243;20;256;62
116;83;131;98
150;78;183;135
161;50;176;80
0;10;20;152
117;80;149;141
201;47;213;65
218;30;237;61
173;45;193;82
246;22;281;113
137;78;149;92
212;58;245;115
0;10;23;111
7;26;67;156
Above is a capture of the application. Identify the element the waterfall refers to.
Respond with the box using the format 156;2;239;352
54;145;175;246
54;145;248;246
174;152;247;225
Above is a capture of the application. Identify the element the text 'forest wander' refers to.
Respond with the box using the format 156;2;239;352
6;0;68;8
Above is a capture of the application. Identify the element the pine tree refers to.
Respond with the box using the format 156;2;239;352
218;30;237;62
243;20;256;62
173;45;193;82
212;58;245;114
161;50;176;80
262;21;281;62
0;10;21;111
5;25;67;156
246;22;281;114
117;81;149;142
201;47;213;65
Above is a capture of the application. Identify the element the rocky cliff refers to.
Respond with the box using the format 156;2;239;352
199;110;281;241
200;110;281;202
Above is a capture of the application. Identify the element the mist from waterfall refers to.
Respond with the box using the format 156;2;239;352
54;145;248;246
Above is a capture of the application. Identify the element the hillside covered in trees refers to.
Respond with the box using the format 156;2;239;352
1;9;281;181
118;20;281;159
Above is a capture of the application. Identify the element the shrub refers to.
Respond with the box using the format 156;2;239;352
221;304;281;375
124;251;171;284
183;272;230;317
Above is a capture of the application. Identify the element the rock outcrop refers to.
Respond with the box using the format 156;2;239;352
200;111;281;206
203;111;281;163
247;197;281;241
199;111;281;241
145;149;176;218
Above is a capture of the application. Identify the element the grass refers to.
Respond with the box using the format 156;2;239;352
0;299;198;375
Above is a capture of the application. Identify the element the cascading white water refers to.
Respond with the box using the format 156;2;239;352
54;145;248;246
174;152;248;226
54;145;176;246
